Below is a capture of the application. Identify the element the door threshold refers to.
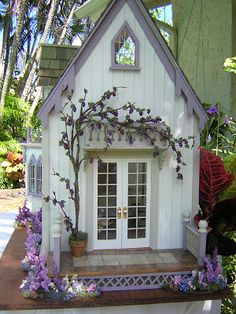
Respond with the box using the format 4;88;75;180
88;247;152;255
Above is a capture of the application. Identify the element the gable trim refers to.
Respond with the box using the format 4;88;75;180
127;0;208;129
38;0;207;129
39;0;125;127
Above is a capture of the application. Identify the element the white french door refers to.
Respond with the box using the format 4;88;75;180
94;159;151;249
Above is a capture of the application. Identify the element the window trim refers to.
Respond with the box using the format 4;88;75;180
110;21;140;71
36;156;42;195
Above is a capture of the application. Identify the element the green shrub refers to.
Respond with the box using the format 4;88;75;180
221;232;236;313
0;96;30;141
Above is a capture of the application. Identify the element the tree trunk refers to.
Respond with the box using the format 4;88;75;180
58;3;77;45
29;86;41;117
0;0;27;112
0;4;13;86
19;0;59;101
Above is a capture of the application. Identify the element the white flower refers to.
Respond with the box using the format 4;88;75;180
19;280;27;289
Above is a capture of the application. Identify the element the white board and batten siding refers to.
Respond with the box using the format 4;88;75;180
43;2;200;252
74;3;198;249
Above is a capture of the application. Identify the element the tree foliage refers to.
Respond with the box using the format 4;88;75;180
0;0;89;112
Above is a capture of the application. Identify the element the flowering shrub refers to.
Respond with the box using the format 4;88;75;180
167;249;227;293
15;201;33;227
1;152;24;186
200;103;236;157
18;205;100;300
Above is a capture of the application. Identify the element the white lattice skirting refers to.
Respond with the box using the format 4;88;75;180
79;271;192;291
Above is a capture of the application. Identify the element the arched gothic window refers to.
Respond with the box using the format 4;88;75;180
28;155;42;195
111;21;140;70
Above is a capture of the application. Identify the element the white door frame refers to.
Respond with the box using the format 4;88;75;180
93;157;151;250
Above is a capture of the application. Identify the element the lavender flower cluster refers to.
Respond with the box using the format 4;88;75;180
168;249;227;293
15;201;34;227
18;204;100;300
17;204;42;272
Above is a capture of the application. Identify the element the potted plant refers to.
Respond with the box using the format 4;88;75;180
45;87;194;257
68;231;88;257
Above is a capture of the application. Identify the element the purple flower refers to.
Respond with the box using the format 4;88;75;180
15;201;33;227
207;106;218;115
87;283;97;293
173;275;182;286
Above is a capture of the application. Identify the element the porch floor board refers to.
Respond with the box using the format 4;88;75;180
58;249;200;277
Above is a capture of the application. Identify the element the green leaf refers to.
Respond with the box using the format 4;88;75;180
218;154;236;201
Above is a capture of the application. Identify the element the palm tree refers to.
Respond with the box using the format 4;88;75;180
0;0;27;112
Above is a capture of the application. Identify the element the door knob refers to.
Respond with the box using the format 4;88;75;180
117;207;122;219
123;207;127;219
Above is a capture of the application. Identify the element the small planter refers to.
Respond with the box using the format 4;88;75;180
69;239;87;257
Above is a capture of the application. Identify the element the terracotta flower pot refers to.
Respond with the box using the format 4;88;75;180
69;239;87;257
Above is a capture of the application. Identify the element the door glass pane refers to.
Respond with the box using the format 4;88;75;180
98;208;106;218
98;162;107;172
108;230;116;239
98;185;106;195
108;163;117;172
108;197;116;206
128;229;136;239
137;229;145;238
108;208;116;217
128;174;137;184
98;174;107;184
138;185;146;195
128;185;136;195
97;162;117;240
127;162;147;239
128;163;137;173
138;163;147;172
128;208;136;217
108;185;116;195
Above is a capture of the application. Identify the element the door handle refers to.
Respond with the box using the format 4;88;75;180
123;207;127;219
117;207;122;219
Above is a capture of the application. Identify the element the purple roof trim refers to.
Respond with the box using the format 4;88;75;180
74;0;126;74
127;0;208;129
38;0;208;129
38;0;124;127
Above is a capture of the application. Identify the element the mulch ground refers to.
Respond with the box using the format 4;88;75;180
0;228;232;311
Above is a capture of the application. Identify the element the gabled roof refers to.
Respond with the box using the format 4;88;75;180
38;0;208;128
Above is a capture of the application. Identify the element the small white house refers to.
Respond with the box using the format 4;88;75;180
37;0;207;255
21;1;228;313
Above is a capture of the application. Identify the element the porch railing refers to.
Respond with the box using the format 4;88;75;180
183;211;208;265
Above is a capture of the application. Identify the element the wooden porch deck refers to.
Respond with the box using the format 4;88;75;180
0;228;232;311
58;249;200;277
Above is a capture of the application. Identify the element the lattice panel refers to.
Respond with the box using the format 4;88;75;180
79;271;192;291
